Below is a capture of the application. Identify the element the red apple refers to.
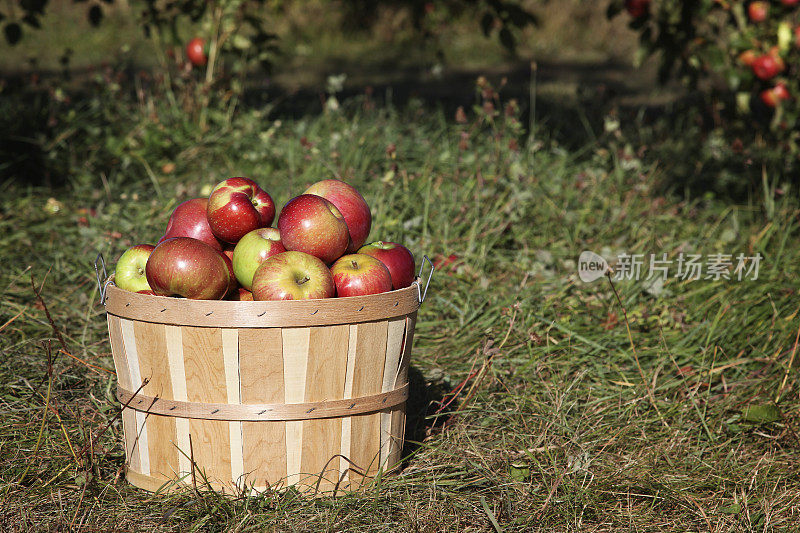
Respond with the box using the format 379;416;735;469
207;177;275;244
145;237;230;300
748;1;768;22
783;0;800;6
303;179;372;252
136;290;157;295
330;254;392;297
229;287;254;301
795;26;800;47
752;54;783;80
232;227;286;290
186;38;207;67
761;88;780;107
773;82;791;101
624;0;650;18
218;248;239;296
115;245;155;293
738;50;757;66
251;251;335;301
761;83;791;107
161;198;222;251
222;243;235;261
277;194;349;263
357;241;415;289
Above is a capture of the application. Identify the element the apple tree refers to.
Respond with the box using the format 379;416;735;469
608;0;800;160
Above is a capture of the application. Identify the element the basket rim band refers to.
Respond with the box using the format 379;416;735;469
116;383;410;421
104;282;421;327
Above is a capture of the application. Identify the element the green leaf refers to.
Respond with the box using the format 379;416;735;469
719;503;741;514
231;34;251;50
509;463;529;482
742;403;782;424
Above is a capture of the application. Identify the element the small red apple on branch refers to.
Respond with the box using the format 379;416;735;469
748;1;769;22
752;53;784;80
761;82;791;107
186;38;208;67
625;0;650;18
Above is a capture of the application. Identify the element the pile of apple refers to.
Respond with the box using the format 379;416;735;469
113;178;415;301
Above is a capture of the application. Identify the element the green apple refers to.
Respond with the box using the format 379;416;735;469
232;228;286;290
114;244;155;293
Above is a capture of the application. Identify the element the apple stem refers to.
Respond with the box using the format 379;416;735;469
351;260;358;269
296;276;309;285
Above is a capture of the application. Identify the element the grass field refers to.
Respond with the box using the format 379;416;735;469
1;77;799;531
2;1;800;529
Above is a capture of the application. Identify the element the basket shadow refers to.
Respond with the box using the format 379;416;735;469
400;365;451;463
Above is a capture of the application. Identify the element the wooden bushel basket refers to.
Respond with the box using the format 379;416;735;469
97;256;433;495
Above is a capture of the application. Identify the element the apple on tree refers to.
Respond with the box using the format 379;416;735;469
330;254;392;297
624;0;650;18
761;83;791;107
748;1;768;22
186;38;208;67
207;177;275;244
115;244;155;293
160;197;222;251
738;50;758;66
251;251;335;301
232;227;286;290
277;194;349;263
304;179;372;252
145;237;230;300
357;241;415;289
752;54;784;80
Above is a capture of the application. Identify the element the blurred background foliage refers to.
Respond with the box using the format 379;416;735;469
1;0;798;200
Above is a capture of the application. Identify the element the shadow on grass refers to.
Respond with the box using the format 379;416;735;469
401;365;451;462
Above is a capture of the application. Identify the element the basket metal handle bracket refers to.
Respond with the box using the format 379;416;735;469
415;254;435;304
94;253;112;305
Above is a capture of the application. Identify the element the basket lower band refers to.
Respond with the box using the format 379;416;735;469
117;383;410;421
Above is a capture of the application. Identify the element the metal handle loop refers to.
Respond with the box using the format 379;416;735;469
94;253;109;305
414;254;435;304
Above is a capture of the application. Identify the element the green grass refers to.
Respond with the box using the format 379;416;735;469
1;76;800;531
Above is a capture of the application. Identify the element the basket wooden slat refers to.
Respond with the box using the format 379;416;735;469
240;328;286;489
134;321;178;481
347;320;388;488
104;283;421;495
